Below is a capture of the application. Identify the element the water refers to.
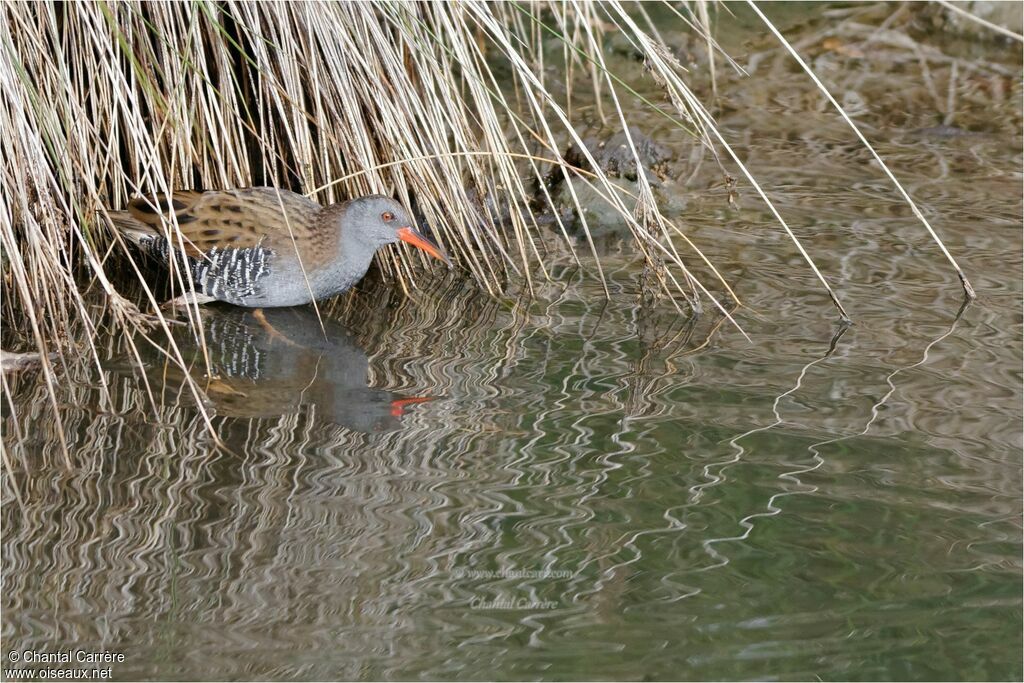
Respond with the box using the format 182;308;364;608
3;4;1022;681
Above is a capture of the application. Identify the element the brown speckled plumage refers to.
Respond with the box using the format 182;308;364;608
117;188;338;268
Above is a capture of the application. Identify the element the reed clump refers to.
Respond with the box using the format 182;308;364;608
1;2;746;366
2;1;986;384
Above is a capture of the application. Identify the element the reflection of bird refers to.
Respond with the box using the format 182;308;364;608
109;189;449;308
150;307;431;433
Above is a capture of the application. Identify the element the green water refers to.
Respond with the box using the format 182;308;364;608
3;4;1021;681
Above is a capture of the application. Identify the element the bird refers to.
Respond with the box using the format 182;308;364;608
109;188;450;309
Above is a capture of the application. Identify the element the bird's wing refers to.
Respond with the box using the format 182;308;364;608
113;188;325;259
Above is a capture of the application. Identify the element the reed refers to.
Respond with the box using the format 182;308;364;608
0;2;734;347
1;1;985;420
0;0;750;441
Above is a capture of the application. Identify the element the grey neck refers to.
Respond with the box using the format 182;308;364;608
321;221;380;298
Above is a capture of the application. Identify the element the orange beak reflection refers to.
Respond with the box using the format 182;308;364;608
398;226;451;266
390;396;435;417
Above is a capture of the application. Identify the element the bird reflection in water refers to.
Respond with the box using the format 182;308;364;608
147;306;431;433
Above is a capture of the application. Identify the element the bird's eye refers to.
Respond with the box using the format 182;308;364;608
381;211;395;222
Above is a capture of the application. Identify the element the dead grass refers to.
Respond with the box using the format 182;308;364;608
1;1;989;466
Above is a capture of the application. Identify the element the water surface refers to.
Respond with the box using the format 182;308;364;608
3;4;1021;681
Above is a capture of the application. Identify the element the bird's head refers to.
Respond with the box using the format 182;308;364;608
347;195;450;265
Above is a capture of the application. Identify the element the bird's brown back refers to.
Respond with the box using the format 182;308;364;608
113;188;340;269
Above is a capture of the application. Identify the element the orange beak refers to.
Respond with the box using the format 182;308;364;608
398;226;451;265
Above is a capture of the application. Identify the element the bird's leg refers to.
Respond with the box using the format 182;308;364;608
161;292;217;312
252;308;300;347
